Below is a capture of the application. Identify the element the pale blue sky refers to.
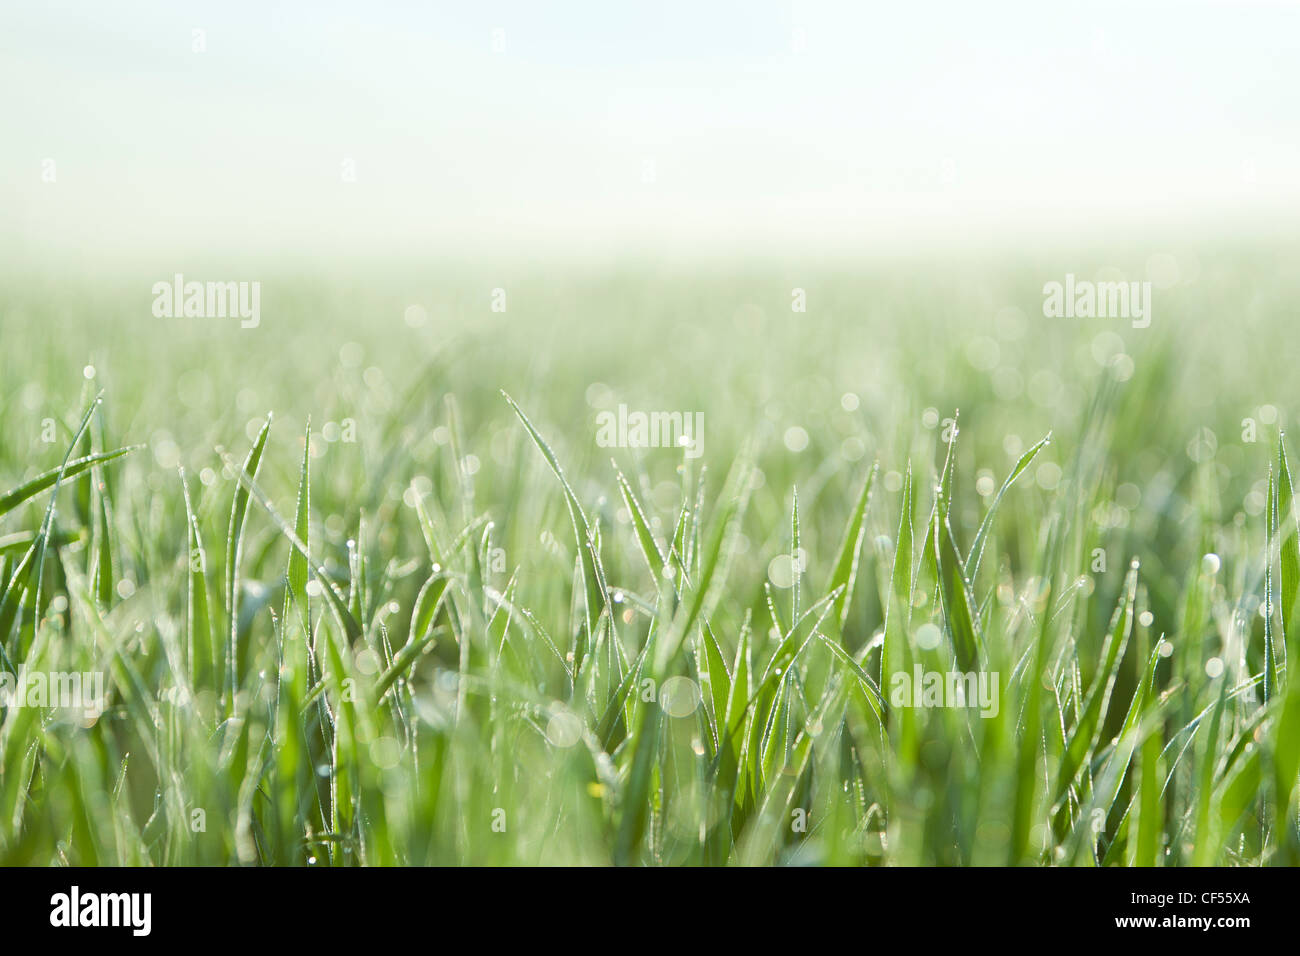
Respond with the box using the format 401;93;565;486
3;1;1298;259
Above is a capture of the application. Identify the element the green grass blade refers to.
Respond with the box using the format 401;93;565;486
0;447;137;519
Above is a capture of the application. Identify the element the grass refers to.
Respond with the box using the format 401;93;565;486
1;246;1298;865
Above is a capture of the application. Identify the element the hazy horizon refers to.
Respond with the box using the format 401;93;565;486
4;0;1299;261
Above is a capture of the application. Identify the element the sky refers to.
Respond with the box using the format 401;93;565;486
3;0;1299;261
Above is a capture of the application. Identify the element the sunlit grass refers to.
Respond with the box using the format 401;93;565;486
0;251;1297;865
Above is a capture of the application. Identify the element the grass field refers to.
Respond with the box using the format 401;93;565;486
1;243;1299;866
